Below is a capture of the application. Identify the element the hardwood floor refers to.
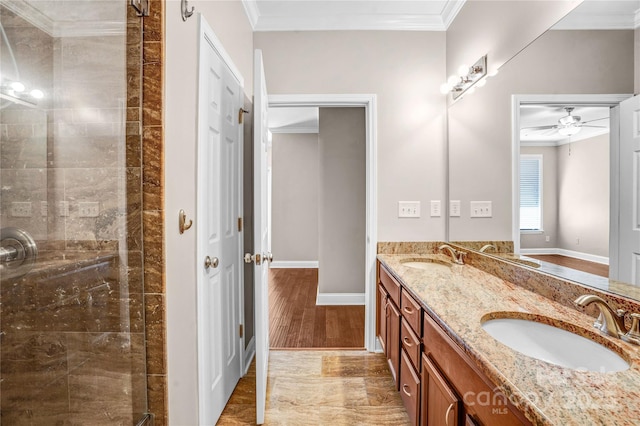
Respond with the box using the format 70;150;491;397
527;254;609;278
217;351;409;425
269;268;365;348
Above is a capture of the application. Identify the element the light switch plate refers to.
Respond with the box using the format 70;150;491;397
450;200;461;217
470;201;492;218
430;200;441;217
398;201;420;218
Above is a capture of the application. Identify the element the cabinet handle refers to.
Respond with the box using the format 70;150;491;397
403;336;412;346
404;307;414;314
402;384;412;397
445;402;454;426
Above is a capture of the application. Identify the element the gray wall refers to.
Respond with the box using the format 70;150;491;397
254;31;447;242
557;134;609;257
318;108;366;294
271;133;319;262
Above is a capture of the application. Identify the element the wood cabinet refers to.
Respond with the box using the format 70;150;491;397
377;261;532;426
378;284;388;354
378;265;401;388
421;353;460;426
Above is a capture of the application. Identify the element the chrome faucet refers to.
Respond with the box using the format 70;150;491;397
575;294;640;345
438;244;466;265
479;244;496;253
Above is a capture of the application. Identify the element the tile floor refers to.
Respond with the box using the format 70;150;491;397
218;350;410;425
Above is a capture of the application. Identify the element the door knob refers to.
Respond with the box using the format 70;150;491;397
265;252;273;263
204;256;219;269
244;253;262;265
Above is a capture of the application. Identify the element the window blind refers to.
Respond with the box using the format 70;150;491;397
520;156;542;231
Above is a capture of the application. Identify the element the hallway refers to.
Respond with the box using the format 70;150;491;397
269;268;365;348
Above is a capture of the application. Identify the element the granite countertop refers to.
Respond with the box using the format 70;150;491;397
377;253;640;426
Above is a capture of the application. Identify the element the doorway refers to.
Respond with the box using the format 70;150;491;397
268;95;378;351
511;94;630;283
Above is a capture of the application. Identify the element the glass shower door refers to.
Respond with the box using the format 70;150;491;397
0;1;147;423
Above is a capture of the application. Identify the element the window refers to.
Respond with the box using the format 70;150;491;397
520;155;542;231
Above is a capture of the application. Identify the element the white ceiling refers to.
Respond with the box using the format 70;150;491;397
242;0;466;31
520;105;610;145
269;107;320;133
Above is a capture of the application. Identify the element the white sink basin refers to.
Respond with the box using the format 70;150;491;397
400;258;452;272
481;317;629;372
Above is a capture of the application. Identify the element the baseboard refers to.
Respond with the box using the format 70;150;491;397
270;260;319;269
520;248;609;265
316;292;365;306
243;336;255;375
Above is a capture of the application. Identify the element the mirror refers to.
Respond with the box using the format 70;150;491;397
447;1;639;300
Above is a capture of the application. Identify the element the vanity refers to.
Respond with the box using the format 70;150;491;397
376;245;640;426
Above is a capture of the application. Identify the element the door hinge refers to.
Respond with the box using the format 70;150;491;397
239;324;244;338
130;0;149;16
238;217;243;232
238;108;249;124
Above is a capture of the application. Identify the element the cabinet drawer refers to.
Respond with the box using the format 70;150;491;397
401;318;421;370
400;350;420;426
379;264;400;306
401;289;422;335
423;313;532;426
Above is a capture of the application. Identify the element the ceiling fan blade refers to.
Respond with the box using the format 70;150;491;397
521;125;558;131
580;125;608;129
581;117;609;125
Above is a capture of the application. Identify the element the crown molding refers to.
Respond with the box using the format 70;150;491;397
553;12;637;30
241;0;466;32
241;0;259;30
0;0;124;37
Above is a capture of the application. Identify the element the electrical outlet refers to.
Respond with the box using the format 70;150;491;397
545;235;550;242
398;201;420;218
58;201;69;217
450;200;461;217
470;201;492;218
11;202;32;217
78;202;100;218
430;200;441;217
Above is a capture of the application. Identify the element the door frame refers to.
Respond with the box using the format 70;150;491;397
196;14;246;422
511;93;631;268
268;94;378;351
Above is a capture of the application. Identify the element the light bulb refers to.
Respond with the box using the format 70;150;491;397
439;83;452;95
447;75;459;86
30;89;44;99
457;64;469;77
558;126;581;137
10;81;25;92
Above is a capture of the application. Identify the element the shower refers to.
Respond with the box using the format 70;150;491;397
0;1;149;423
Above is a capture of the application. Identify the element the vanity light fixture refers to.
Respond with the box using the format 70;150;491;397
440;55;488;100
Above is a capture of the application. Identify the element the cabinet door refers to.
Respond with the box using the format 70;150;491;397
378;283;388;354
421;353;460;426
387;300;401;388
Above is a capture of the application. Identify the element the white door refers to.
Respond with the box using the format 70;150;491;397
252;49;271;425
617;95;640;285
196;16;243;425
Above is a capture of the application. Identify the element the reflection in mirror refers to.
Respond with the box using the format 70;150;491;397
447;1;640;300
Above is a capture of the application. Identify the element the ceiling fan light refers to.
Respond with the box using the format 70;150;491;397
558;126;581;137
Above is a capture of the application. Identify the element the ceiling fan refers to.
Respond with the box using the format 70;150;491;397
521;106;608;137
